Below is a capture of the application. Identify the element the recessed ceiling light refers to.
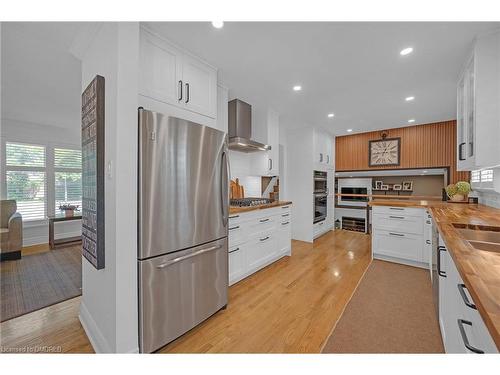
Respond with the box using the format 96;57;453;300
211;21;224;29
293;85;302;91
347;129;353;132
408;119;416;123
405;96;415;101
400;47;413;56
327;113;335;118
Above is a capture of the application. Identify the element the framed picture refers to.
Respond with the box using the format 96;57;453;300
393;184;402;191
375;180;383;190
402;181;413;191
381;184;389;191
369;137;401;167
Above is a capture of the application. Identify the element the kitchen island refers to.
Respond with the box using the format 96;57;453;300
369;199;500;352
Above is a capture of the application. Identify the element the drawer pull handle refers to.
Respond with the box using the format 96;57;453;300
426;239;431;244
229;247;240;254
282;206;289;209
229;226;240;231
229;215;240;219
282;221;290;225
389;207;404;211
260;236;270;242
389;215;405;219
281;213;290;217
457;319;484;353
259;218;270;223
458;283;477;310
437;246;447;278
389;232;404;237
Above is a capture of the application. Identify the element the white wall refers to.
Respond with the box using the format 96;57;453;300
79;22;139;354
228;150;261;197
0;118;81;245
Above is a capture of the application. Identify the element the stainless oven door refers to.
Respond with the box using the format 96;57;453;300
313;193;328;223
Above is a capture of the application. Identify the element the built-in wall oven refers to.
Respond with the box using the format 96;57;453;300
313;171;328;223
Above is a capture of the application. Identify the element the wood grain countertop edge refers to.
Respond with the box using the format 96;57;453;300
229;201;293;215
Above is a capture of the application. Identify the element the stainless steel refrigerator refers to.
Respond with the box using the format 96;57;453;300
138;109;229;353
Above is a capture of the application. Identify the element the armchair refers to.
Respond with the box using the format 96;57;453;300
1;200;23;261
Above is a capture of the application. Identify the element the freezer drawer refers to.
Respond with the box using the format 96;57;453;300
138;237;228;353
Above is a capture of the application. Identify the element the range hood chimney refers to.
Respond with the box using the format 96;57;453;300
228;99;271;153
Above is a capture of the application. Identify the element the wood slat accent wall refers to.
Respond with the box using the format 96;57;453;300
335;120;470;184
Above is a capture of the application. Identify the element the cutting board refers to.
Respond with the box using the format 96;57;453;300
230;179;245;199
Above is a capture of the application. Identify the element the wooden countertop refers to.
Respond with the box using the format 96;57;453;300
229;201;292;215
370;199;500;349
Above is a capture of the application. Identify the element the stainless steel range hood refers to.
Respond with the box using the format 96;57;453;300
228;99;271;153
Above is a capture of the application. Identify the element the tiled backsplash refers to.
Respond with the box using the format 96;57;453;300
229;151;262;197
473;190;500;209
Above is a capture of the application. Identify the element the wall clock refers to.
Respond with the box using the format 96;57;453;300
369;136;401;167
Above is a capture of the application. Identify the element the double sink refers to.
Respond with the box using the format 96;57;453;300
452;223;500;253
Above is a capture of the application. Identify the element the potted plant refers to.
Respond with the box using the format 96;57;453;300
59;204;79;217
445;181;471;202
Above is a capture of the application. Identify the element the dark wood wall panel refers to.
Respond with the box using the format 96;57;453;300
335;120;469;184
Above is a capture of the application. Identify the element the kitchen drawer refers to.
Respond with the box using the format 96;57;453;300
372;213;424;235
372;205;425;218
247;231;277;271
314;220;329;239
248;215;278;237
228;221;247;247
372;229;423;262
228;213;244;227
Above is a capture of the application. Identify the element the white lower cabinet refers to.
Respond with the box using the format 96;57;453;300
439;237;498;353
228;205;292;286
372;206;427;267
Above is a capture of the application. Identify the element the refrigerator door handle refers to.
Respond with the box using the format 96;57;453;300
156;245;223;269
221;150;229;226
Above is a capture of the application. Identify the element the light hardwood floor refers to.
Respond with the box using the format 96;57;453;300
0;230;371;353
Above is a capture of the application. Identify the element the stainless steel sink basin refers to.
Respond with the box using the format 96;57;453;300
452;223;500;254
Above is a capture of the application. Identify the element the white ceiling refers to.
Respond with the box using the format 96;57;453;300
145;22;499;135
1;22;84;129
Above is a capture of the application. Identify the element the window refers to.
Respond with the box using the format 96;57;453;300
471;168;494;190
3;142;82;221
54;148;82;211
5;143;46;220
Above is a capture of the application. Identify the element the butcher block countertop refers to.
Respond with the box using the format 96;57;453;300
229;201;292;215
370;199;500;350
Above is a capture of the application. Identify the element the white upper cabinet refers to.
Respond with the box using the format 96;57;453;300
181;54;217;118
313;129;334;169
457;30;500;171
139;27;217;119
216;84;229;133
139;30;183;107
251;109;280;176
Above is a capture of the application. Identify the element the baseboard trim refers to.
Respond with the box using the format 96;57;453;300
79;301;112;353
373;253;429;269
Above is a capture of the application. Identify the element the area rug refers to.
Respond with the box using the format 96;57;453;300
1;245;81;322
322;259;444;353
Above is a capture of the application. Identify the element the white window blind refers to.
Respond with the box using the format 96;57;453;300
480;169;493;182
54;148;82;211
5;142;46;220
471;170;480;183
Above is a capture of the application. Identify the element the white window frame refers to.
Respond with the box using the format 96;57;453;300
1;139;81;225
471;167;495;191
53;146;83;212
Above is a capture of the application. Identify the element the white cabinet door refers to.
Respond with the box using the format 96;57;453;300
139;30;183;107
229;243;247;286
277;220;292;256
267;110;280;175
372;229;422;262
182;54;217;119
